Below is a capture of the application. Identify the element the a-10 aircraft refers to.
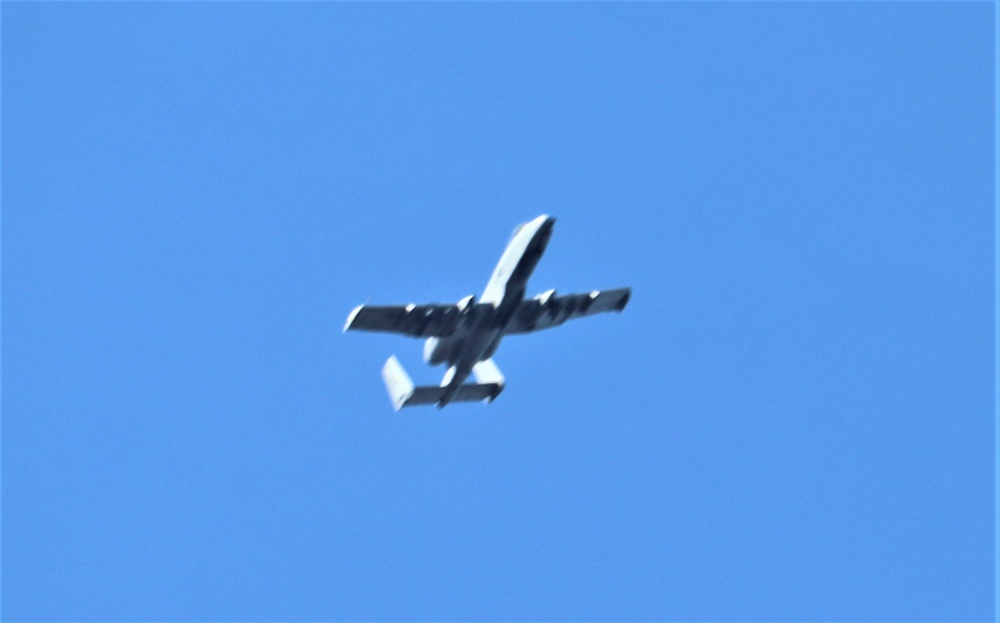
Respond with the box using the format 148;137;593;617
344;215;631;410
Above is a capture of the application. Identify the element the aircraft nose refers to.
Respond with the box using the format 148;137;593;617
531;216;554;247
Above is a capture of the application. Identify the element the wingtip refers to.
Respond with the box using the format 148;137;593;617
616;288;631;311
344;304;364;333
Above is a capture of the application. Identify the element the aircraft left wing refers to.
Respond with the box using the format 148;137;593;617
344;301;493;338
503;287;631;335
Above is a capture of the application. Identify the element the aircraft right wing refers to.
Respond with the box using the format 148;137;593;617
503;287;631;335
344;300;494;338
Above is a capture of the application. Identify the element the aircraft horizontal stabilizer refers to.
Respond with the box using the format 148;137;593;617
381;356;504;412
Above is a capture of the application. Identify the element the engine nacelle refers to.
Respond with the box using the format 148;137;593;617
534;289;557;306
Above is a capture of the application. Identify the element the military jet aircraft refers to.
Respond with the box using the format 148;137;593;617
344;215;630;410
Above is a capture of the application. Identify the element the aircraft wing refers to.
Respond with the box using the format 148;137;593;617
503;287;631;335
344;301;493;338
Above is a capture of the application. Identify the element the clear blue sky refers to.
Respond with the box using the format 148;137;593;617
2;2;995;621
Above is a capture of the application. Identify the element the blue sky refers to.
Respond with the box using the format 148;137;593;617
2;2;995;620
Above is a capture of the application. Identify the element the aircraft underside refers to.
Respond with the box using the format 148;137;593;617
343;215;630;410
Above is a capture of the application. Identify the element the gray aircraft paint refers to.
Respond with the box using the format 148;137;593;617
344;215;630;410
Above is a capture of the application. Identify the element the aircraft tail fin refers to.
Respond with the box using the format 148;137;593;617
381;356;504;412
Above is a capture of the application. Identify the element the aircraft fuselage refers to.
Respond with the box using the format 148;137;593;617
343;213;630;410
424;215;555;404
